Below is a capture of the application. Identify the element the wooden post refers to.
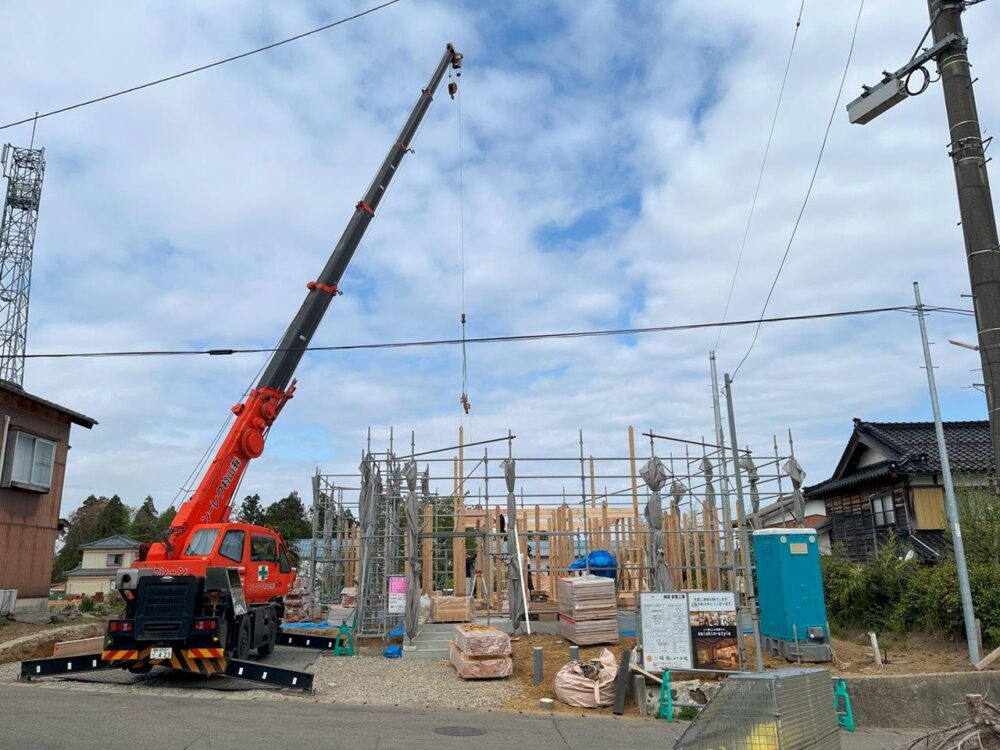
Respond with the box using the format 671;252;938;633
628;425;640;538
422;505;432;593
589;455;597;509
692;509;703;591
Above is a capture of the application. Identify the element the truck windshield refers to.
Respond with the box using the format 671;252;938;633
184;529;219;556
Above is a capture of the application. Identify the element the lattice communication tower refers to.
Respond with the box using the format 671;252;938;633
0;145;45;386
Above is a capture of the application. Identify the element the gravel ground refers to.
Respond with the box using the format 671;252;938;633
315;653;518;709
0;652;518;710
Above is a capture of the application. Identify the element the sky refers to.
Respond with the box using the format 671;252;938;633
3;0;999;517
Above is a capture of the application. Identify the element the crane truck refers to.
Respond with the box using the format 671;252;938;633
22;44;463;691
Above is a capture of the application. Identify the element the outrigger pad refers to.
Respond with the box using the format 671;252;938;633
225;658;314;692
278;631;342;651
20;654;109;679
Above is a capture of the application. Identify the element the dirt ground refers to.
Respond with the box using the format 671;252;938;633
817;630;979;676
505;633;640;717
0;619;75;643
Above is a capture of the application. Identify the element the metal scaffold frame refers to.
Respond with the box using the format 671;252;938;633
307;390;808;658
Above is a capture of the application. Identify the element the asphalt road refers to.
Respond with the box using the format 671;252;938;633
0;683;920;750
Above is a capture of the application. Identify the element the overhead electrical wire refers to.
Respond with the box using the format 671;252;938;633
0;0;405;132
715;0;806;350
21;304;968;361
732;0;866;380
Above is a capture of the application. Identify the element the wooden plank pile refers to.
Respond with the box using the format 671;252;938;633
449;624;512;679
430;595;474;623
557;575;619;645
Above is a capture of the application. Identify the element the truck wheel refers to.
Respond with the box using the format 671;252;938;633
235;616;251;660
257;612;278;657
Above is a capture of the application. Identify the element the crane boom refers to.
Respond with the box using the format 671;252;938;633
144;44;463;562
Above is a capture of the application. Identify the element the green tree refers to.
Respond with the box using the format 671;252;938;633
236;494;264;525
130;496;160;542
262;491;311;541
52;495;132;582
155;506;177;537
95;495;131;538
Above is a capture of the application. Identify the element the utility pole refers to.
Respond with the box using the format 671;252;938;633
928;0;1000;480
723;373;765;672
847;2;1000;477
914;281;980;665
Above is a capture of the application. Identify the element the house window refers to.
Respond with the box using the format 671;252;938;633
10;432;56;490
871;493;896;526
106;553;124;567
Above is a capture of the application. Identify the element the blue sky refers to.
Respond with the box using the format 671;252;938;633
3;0;998;515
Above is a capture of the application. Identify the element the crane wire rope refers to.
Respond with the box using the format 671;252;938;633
714;0;806;350
0;0;405;133
731;0;865;380
456;74;471;422
23;304;975;361
168;330;284;512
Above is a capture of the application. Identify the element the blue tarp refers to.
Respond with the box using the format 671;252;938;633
568;549;618;579
282;622;331;630
383;645;403;658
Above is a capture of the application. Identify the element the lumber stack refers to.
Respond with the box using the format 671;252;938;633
556;575;619;645
283;577;320;622
449;624;512;679
431;595;474;623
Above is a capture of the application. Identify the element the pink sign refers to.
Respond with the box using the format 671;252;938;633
389;576;407;594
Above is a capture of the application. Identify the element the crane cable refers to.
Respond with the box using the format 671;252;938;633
455;70;471;418
732;0;866;380
715;0;806;350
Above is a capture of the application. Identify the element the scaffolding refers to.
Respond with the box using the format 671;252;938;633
308;417;807;649
0;145;45;386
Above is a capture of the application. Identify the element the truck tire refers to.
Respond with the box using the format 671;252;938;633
235;616;251;660
257;611;278;657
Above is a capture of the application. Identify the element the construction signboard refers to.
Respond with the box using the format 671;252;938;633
639;591;740;673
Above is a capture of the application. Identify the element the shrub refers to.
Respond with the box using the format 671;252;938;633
79;595;95;613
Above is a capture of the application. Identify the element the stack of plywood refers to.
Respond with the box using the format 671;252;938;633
557;575;619;645
431;595;474;623
449;624;512;679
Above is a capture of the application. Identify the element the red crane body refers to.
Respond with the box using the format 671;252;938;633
103;44;463;669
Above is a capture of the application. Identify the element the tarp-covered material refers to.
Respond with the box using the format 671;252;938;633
569;549;618;579
553;649;618;707
640;456;672;592
783;457;807;525
502;457;527;632
740;454;761;529
403;459;421;642
355;454;379;632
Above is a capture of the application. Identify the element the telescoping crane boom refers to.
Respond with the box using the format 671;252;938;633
20;44;463;690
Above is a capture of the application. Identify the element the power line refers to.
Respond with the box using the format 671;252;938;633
0;0;405;133
715;0;806;349
732;0;866;379
22;304;930;361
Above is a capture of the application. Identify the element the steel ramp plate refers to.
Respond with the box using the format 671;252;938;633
278;631;341;650
225;658;314;692
20;653;110;679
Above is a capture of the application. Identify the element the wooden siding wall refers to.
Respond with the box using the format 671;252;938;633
823;478;911;563
912;487;947;530
0;393;73;599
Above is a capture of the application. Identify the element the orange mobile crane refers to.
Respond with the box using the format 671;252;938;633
22;44;462;692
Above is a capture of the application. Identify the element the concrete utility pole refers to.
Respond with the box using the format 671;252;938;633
848;2;1000;476
914;282;980;665
928;0;1000;476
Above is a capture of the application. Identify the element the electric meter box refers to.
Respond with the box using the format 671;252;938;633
753;528;832;662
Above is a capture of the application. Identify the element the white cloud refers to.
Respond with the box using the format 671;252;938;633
3;0;996;516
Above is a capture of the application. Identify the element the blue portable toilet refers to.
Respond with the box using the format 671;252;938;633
752;528;832;662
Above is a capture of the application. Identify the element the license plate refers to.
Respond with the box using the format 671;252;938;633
151;647;172;660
